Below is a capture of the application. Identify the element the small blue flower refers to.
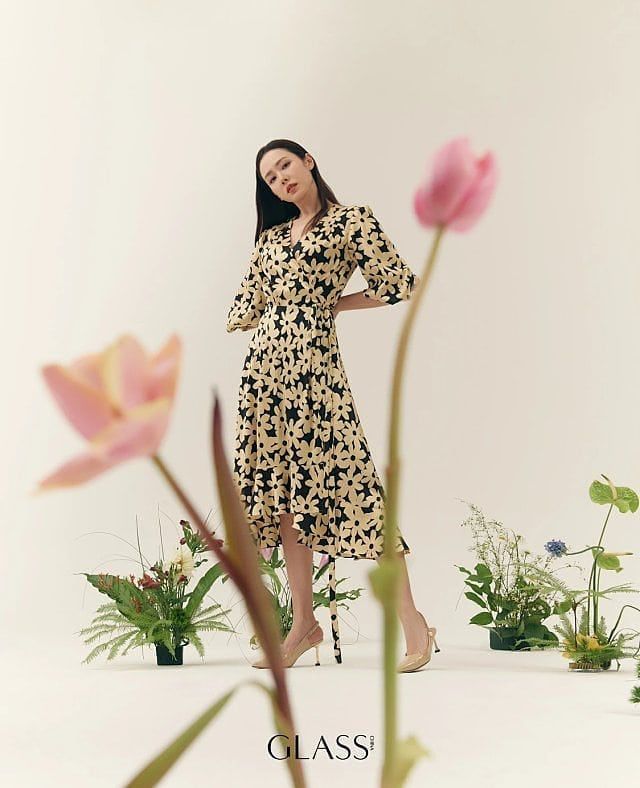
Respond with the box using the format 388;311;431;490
544;539;567;558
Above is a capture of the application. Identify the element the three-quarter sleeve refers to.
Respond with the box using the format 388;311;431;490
226;231;268;333
346;204;417;305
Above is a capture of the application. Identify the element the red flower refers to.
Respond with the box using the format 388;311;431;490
139;572;161;589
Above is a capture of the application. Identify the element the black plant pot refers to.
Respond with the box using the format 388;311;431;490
489;628;530;651
155;643;185;666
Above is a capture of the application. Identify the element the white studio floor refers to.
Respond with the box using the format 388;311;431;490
2;635;638;788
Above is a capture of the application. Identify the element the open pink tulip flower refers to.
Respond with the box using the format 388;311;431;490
413;137;498;232
38;334;181;490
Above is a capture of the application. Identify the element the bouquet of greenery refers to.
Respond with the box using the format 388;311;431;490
456;501;564;650
249;547;365;648
80;519;234;664
534;475;640;671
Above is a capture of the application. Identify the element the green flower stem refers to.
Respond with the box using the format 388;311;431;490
592;504;613;631
151;454;211;538
607;605;640;643
565;544;605;632
380;225;445;787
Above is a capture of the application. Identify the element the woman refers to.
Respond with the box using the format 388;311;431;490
226;138;439;672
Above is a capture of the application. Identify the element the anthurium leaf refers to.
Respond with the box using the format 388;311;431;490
470;611;493;626
596;553;622;571
589;480;639;513
393;735;430;787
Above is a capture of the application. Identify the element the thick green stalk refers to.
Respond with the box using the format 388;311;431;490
380;226;445;787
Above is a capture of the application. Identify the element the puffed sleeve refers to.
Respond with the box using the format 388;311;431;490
226;231;268;333
346;204;418;305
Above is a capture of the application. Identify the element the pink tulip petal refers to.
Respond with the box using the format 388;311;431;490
37;451;118;490
148;334;181;401
318;553;330;569
413;186;442;228
42;365;115;440
101;335;150;412
90;398;172;461
426;137;477;224
70;353;105;392
261;547;274;561
448;152;498;232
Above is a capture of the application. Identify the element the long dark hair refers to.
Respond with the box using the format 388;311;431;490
254;139;342;244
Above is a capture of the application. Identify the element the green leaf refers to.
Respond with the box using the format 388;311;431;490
463;582;485;596
470;611;493;626
589;480;639;513
127;685;240;785
83;573;159;629
184;564;225;619
595;553;622;571
475;563;492;579
464;591;487;609
554;598;574;615
393;735;430;786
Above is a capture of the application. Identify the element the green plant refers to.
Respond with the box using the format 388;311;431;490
456;502;564;649
249;548;365;648
553;607;633;669
538;475;640;669
80;519;234;662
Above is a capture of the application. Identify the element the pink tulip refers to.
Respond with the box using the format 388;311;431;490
261;547;274;561
413;137;497;232
318;553;330;569
38;334;181;490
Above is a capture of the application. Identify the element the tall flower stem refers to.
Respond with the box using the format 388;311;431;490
379;225;445;787
592;504;613;631
148;451;304;788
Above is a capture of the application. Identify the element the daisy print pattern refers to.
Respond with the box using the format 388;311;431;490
226;203;418;662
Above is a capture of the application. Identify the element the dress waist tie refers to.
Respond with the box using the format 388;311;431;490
327;556;342;664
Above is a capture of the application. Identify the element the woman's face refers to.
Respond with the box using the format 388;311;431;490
259;149;315;205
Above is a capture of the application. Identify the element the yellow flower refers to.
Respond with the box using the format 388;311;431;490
575;633;604;651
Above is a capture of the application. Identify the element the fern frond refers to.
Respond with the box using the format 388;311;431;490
189;632;205;659
107;631;138;660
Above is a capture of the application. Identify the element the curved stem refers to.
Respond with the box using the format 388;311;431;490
607;605;640;642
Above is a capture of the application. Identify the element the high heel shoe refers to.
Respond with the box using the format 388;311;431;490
397;611;440;673
251;621;324;669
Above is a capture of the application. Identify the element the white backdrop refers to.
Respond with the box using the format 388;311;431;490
3;0;640;658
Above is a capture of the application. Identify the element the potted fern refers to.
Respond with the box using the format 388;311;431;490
80;519;234;665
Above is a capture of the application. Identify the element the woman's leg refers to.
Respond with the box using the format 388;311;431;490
279;512;321;650
376;551;430;655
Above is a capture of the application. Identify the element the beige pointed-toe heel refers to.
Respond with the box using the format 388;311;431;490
397;612;440;673
252;621;323;669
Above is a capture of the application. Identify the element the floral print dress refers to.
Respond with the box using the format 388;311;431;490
226;203;417;663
